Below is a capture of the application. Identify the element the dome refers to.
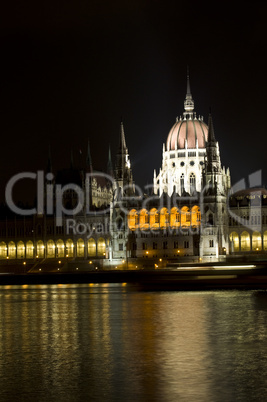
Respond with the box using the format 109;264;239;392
166;117;208;150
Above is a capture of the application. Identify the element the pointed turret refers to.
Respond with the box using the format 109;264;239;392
119;121;127;152
107;146;114;177
207;112;216;143
184;66;194;116
114;120;134;196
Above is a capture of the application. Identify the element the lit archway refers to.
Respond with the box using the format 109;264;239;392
160;208;169;229
128;209;138;230
139;209;149;230
88;238;96;257
37;240;45;258
8;241;16;259
66;239;74;257
241;231;250;251
150;208;159;229
97;238;106;256
26;240;34;259
181;206;190;227
17;241;25;259
264;231;267;250
56;239;65;258
230;232;239;252
191;205;201;227
252;231;262;251
170;207;180;228
0;242;7;259
47;240;55;258
77;238;85;257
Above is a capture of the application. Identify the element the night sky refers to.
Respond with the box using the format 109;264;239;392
1;1;267;202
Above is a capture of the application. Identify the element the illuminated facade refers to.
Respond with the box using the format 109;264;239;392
0;73;266;268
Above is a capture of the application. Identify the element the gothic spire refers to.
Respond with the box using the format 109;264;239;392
184;66;194;114
107;145;114;177
207;112;216;143
119;120;127;152
186;65;191;96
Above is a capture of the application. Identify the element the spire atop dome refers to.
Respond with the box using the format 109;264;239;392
186;65;191;96
184;66;194;115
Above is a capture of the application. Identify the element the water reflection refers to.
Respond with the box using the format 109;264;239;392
0;285;267;401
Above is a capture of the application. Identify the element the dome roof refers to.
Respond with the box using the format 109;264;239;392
166;117;208;150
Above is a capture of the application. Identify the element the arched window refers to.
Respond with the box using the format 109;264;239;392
88;238;96;257
170;207;180;228
181;206;190;227
150;208;159;228
191;205;201;227
77;238;85;257
26;240;34;259
128;209;138;230
139;209;149;230
97;238;106;256
47;240;55;258
0;242;7;259
252;231;262;251
56;239;65;258
180;173;185;194
190;173;196;194
160;208;169;228
37;240;44;258
66;239;74;257
17;241;25;259
241;231;250;251
229;232;239;252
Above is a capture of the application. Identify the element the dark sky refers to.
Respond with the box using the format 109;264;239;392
1;1;267;202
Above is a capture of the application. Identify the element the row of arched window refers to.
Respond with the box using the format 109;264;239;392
0;238;108;259
229;231;267;252
128;206;201;230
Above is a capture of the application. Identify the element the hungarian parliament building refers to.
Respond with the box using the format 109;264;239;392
1;74;266;269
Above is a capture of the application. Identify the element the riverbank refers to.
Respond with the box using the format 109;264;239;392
1;265;267;290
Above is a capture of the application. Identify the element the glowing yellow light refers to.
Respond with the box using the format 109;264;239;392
58;261;61;264
6;256;9;259
89;261;92;264
23;262;26;265
146;251;149;254
159;258;162;262
76;267;79;270
39;268;42;271
122;260;125;263
177;250;180;253
66;254;69;257
36;255;39;258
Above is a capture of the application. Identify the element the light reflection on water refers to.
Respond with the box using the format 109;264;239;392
0;284;267;401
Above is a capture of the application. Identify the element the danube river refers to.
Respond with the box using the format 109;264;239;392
0;284;267;401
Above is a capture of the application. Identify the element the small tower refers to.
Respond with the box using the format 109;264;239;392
200;113;230;260
107;145;114;178
114;121;135;197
